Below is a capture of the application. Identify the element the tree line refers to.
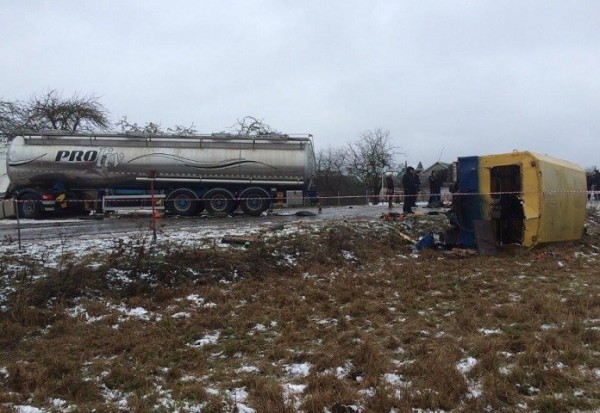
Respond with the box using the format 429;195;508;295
1;90;403;200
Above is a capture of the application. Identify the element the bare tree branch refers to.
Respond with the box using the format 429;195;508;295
116;115;197;136
230;116;279;136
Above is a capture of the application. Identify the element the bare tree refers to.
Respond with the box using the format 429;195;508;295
116;115;197;135
0;90;110;138
0;100;26;137
316;146;348;194
345;128;402;196
230;116;279;136
5;90;110;136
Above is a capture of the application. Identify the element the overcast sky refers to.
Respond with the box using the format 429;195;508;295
2;1;599;168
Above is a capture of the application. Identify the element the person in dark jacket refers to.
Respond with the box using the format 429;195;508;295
593;169;600;200
384;172;395;208
402;166;418;214
427;170;443;207
414;171;421;209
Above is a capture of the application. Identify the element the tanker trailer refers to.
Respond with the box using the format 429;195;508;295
5;131;317;219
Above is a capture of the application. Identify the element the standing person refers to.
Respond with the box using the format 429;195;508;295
402;166;418;214
384;172;395;208
593;169;600;200
427;170;442;207
413;170;421;210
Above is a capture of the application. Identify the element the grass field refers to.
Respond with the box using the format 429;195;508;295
1;210;599;412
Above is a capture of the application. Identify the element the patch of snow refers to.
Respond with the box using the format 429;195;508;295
118;305;150;320
66;304;86;318
478;328;502;335
393;359;415;367
100;383;129;409
359;387;376;398
329;362;353;379
284;362;311;377
456;357;478;374
467;379;483;399
508;293;521;302
206;387;219;395
65;304;106;323
316;318;338;326
383;373;411;387
14;406;44;413
251;323;266;332
186;294;205;305
226;388;255;413
235;365;260;374
283;383;306;410
180;375;199;382
171;312;191;319
499;365;515;375
341;250;355;260
50;399;67;408
189;332;220;348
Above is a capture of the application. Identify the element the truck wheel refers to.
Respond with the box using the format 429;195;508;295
18;193;42;219
204;189;235;215
166;190;199;216
239;188;271;216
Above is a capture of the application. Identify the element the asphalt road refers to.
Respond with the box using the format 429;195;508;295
0;204;393;243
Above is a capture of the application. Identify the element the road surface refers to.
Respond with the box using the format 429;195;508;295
0;204;396;243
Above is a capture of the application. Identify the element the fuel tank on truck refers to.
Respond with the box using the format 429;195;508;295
7;132;316;190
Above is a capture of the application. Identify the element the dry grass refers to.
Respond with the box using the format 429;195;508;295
0;214;599;412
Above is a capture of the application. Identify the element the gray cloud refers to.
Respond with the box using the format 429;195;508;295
2;0;599;168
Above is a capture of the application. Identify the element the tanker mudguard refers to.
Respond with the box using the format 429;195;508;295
5;131;317;218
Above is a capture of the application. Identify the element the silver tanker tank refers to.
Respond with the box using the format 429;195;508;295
6;131;317;218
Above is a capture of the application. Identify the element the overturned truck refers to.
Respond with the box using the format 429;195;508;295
451;151;587;249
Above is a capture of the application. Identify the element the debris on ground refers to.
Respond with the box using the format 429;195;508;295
221;235;259;245
381;210;453;250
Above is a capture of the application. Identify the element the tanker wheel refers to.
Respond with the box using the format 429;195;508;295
167;190;199;216
19;193;42;219
204;189;235;215
240;188;271;216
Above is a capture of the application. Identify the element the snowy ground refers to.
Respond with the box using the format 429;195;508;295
0;202;600;413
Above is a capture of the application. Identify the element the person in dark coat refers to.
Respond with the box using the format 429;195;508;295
413;171;421;209
402;166;418;214
593;169;600;200
427;170;443;207
384;172;394;208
